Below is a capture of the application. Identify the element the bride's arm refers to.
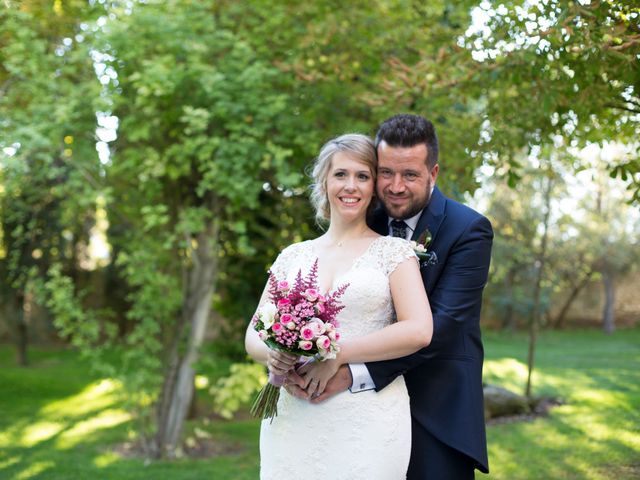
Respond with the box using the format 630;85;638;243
298;257;432;394
245;285;298;375
340;257;432;362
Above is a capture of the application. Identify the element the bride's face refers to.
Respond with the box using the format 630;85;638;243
326;152;375;222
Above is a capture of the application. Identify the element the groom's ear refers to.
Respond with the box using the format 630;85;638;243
429;163;440;184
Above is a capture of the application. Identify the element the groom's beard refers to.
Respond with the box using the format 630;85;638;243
379;187;432;221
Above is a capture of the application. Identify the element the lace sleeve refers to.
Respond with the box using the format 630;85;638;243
268;242;302;279
381;237;418;276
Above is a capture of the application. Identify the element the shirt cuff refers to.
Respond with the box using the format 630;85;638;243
348;363;376;393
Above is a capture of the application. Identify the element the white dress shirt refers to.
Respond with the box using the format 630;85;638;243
349;209;424;392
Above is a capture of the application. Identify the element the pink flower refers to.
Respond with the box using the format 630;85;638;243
308;319;326;336
298;340;313;351
258;330;268;341
315;303;326;315
277;298;291;308
280;313;293;323
303;288;319;302
271;322;283;333
277;280;289;291
316;335;331;350
301;326;315;341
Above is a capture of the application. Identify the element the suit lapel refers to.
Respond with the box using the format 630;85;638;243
412;186;446;245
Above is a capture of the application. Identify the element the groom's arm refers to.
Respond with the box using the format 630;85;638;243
365;215;493;392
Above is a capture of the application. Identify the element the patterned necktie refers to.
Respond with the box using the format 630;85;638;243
390;220;408;240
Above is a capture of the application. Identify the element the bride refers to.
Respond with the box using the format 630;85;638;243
245;133;433;479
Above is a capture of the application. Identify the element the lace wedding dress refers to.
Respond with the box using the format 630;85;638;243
260;236;416;480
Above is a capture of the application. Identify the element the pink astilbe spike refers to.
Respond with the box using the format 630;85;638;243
292;269;305;299
304;259;319;291
267;270;280;300
323;282;349;326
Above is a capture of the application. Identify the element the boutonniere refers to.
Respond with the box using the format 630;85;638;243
410;229;438;268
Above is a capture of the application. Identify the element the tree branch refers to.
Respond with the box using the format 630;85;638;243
605;102;640;114
605;34;640;52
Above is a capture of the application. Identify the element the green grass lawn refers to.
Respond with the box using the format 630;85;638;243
1;328;638;479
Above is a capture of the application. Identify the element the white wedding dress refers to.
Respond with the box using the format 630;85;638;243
260;236;416;480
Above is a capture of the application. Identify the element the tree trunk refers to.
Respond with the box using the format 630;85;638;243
552;270;593;329
525;173;552;398
502;269;517;332
602;271;615;334
154;222;218;458
14;292;28;367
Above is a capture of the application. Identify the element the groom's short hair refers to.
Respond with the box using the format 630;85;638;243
374;114;439;168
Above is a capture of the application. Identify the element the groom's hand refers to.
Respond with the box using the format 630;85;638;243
310;365;351;404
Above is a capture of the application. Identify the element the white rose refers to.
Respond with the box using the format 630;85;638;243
258;302;278;329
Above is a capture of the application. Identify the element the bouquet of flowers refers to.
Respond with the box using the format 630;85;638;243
250;260;348;421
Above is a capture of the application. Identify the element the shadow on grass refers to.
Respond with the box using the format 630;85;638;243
484;327;640;480
0;346;261;480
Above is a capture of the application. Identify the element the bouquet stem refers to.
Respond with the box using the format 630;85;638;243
250;373;285;422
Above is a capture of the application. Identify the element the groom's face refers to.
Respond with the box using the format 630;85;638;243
376;141;439;220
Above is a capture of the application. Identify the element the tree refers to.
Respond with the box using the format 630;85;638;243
467;0;640;200
364;1;639;200
0;1;103;365
483;142;640;339
96;1;310;456
483;166;542;331
575;152;640;332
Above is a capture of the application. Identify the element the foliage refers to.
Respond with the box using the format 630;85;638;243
465;0;640;200
483;154;560;330
210;363;266;420
96;0;310;452
483;146;640;331
0;1;105;364
221;0;485;195
40;264;117;374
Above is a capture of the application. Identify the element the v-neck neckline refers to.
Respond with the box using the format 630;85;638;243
308;236;383;295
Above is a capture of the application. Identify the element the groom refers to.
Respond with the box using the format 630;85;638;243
288;114;493;479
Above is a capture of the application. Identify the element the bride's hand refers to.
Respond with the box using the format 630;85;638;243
267;350;298;376
297;358;341;397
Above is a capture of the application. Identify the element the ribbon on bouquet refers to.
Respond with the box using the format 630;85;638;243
252;356;316;422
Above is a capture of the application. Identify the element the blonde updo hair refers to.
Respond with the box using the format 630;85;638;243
310;133;377;224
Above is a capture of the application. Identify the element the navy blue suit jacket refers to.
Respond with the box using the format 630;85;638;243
367;186;492;474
